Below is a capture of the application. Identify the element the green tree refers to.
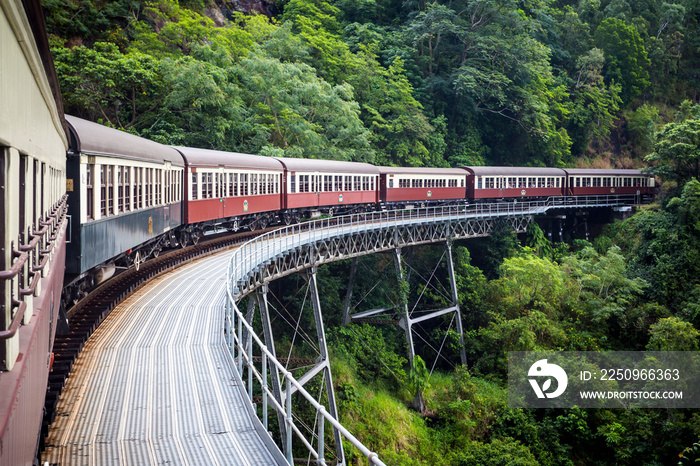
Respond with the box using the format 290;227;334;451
645;111;700;184
647;316;700;350
594;17;651;104
235;54;374;161
567;48;622;155
52;42;167;128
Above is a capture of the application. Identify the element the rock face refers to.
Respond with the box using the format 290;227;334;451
208;0;277;24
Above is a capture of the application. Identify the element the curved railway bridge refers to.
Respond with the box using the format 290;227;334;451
43;195;639;465
223;195;638;466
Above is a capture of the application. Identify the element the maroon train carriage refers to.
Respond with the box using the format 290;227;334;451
463;166;567;201
274;157;380;219
563;168;655;199
378;166;467;207
175;147;285;232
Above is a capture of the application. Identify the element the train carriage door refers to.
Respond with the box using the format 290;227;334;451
379;173;387;202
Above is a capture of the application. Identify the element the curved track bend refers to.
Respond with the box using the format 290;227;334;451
42;246;287;464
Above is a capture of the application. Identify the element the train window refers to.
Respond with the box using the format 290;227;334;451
108;165;115;214
486;178;495;189
250;174;257;195
118;167;124;213
85;164;94;219
123;167;131;211
149;168;155;205
100;166;107;217
345;175;351;191
192;172;198;200
261;174;266;195
158;170;163;204
231;173;237;196
477;177;482;189
134;167;140;208
101;165;108;216
270;173;275;194
507;177;516;188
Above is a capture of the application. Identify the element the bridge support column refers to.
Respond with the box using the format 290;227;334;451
307;267;345;466
394;248;416;366
341;257;358;326
445;240;467;366
255;285;288;448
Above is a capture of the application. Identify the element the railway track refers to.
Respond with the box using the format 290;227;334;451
40;226;277;452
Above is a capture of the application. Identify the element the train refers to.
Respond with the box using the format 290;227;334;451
61;114;657;307
1;0;68;464
1;0;656;462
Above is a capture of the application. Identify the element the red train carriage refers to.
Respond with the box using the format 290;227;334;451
563;168;655;199
378;166;467;206
175;147;285;232
274;158;380;218
463;166;567;201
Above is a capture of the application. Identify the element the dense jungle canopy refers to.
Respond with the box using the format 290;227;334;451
43;0;700;464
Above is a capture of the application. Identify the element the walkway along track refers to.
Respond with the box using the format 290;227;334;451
41;227;271;451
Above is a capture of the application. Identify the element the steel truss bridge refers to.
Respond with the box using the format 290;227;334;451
224;195;641;465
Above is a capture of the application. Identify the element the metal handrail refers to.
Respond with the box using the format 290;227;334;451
224;285;387;466
0;194;68;341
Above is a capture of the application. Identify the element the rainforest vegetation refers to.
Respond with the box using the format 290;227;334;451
42;0;700;463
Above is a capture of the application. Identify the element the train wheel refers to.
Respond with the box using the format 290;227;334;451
192;231;201;245
134;251;141;272
328;208;334;217
179;231;189;248
283;213;292;226
232;219;239;232
153;244;162;258
258;217;268;229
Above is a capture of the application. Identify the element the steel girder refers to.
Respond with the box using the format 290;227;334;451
231;214;532;299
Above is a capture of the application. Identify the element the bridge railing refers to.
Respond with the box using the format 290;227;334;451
223;193;642;464
223;284;388;466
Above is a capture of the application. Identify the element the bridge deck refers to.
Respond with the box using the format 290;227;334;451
43;252;286;465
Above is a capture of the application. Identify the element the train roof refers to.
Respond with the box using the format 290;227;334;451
378;166;467;176
273;157;380;174
563;168;650;176
65;116;184;166
173;147;283;171
462;166;566;176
